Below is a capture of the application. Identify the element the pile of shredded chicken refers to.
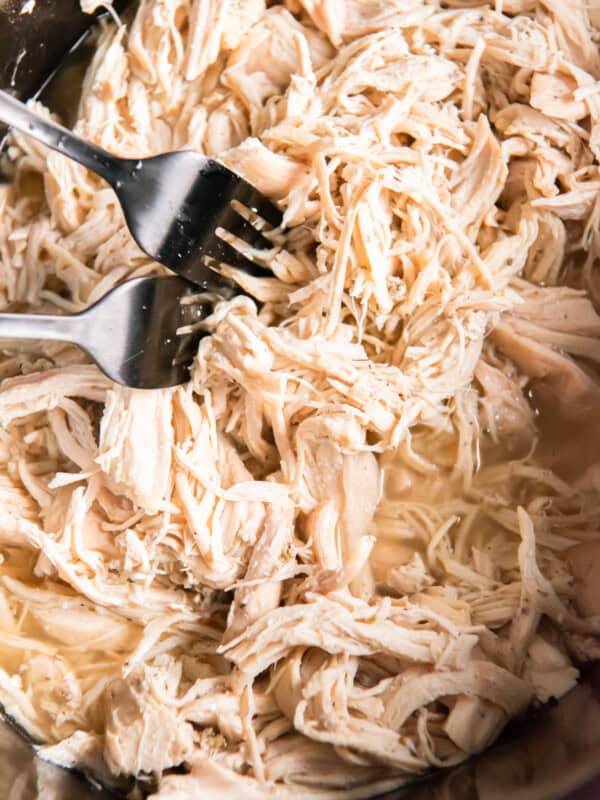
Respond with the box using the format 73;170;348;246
2;0;600;796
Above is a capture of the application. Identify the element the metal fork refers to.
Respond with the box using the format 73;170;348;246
0;276;217;388
0;89;282;288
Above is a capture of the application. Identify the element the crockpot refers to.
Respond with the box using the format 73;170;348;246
0;2;599;798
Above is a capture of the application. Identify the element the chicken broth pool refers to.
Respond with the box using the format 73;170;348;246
1;0;600;796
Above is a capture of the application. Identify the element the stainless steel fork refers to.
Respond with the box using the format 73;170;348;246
0;276;217;388
0;89;282;289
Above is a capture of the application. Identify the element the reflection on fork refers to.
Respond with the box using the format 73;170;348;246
0;276;217;388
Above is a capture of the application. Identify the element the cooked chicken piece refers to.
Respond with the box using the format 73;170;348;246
450;116;507;233
296;0;428;46
444;696;506;754
386;553;435;595
524;212;566;286
383;661;532;731
494;103;573;148
224;6;333;104
524;635;579;703
225;501;295;639
96;387;174;515
38;731;118;789
104;670;194;776
531;172;600;220
223;138;311;199
492;324;600;420
475;360;536;452
540;0;600;76
30;604;136;649
513;286;600;336
184;0;266;81
0;366;110;426
48;400;97;471
341;451;379;598
530;72;589;121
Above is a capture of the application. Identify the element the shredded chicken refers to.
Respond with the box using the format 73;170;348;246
1;0;600;797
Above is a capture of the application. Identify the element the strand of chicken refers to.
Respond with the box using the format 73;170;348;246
1;0;600;797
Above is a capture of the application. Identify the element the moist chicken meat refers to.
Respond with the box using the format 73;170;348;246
1;0;600;797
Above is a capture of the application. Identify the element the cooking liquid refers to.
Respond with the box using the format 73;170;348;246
374;373;600;591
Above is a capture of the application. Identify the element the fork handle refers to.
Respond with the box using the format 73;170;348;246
0;311;85;345
0;89;126;185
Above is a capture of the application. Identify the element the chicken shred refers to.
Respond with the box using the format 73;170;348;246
1;0;600;796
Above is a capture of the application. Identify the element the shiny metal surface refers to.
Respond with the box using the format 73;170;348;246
0;0;91;125
0;719;116;800
0;89;282;286
0;275;212;388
